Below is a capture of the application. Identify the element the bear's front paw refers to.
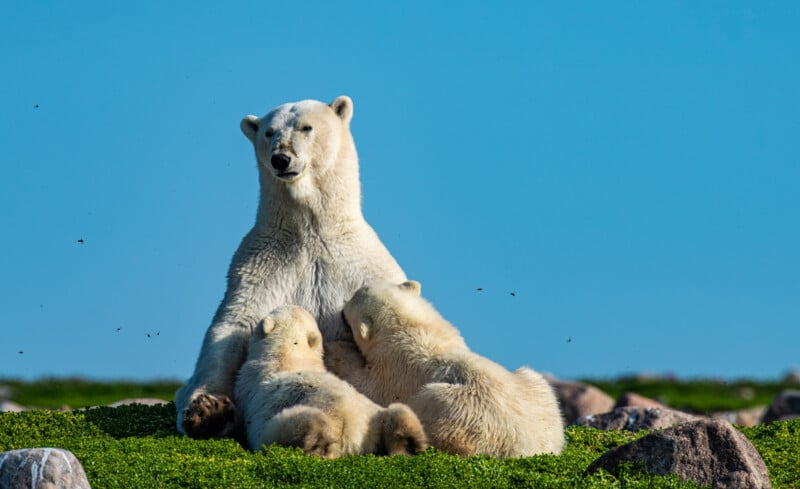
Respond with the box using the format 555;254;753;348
182;393;245;444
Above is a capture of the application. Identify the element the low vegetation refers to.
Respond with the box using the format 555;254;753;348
0;377;181;409
1;378;797;488
2;376;791;413
584;376;793;413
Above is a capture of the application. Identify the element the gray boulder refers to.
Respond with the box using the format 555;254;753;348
614;391;667;409
108;398;168;407
587;419;772;488
572;406;697;431
0;448;91;489
760;389;800;424
782;370;800;385
547;378;615;425
712;405;767;427
0;400;26;412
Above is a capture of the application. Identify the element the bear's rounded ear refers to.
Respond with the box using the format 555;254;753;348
307;331;321;349
240;115;260;143
358;319;372;342
330;96;353;125
260;317;276;335
399;280;422;296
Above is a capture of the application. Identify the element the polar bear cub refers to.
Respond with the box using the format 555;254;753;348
234;305;427;457
341;280;566;458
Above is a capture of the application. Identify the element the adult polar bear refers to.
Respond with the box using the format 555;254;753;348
175;96;406;440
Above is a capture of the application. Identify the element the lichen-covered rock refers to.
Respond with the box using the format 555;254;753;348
586;419;772;488
0;400;26;412
760;389;800;424
547;378;614;425
0;448;91;489
572;406;696;431
782;370;800;385
711;405;767;427
108;398;168;407
613;391;667;409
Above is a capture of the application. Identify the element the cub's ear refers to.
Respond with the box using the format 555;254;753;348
260;317;276;335
399;280;422;296
329;96;353;125
358;319;372;342
307;331;321;349
240;115;260;142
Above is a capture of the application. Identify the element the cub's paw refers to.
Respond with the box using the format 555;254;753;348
302;428;340;459
301;411;341;459
382;403;428;456
182;393;244;443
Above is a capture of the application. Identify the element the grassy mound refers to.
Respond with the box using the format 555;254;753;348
1;403;798;488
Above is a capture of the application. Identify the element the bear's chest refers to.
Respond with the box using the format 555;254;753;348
240;232;367;341
292;255;356;341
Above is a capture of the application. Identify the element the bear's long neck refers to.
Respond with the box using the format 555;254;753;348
254;151;364;236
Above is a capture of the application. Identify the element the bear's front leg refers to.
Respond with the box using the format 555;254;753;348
176;315;254;442
182;393;247;446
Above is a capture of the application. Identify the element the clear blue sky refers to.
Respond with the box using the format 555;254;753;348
1;2;798;382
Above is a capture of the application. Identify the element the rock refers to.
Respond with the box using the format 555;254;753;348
107;398;168;407
711;406;767;427
760;389;800;424
0;400;26;412
572;406;697;431
0;448;91;489
782;370;800;385
586;419;772;488
614;392;667;410
547;379;615;425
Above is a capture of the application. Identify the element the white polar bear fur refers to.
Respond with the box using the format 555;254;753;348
341;280;566;458
234;306;427;457
175;96;406;435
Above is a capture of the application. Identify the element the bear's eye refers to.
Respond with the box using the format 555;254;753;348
299;124;313;133
264;129;274;139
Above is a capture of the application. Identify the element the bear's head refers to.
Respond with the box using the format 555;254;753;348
342;280;424;354
240;96;357;202
249;305;325;372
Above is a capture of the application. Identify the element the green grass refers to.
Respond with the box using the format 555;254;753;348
0;377;182;409
3;376;791;413
1;403;798;488
582;377;792;413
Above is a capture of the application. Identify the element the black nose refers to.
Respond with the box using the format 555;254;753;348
271;154;291;171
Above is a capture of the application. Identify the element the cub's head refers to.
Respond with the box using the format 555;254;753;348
240;96;355;187
249;305;325;372
343;280;423;353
